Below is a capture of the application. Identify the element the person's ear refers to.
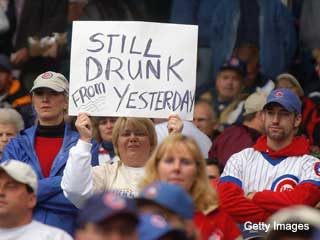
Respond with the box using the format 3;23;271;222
294;114;302;128
27;193;37;209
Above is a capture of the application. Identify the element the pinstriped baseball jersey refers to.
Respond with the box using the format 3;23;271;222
220;148;320;195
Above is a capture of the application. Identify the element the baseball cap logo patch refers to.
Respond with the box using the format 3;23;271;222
274;91;284;97
230;57;239;66
151;215;167;229
41;72;53;79
144;186;158;198
103;192;126;210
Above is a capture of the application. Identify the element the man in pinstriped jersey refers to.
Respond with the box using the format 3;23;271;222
218;88;320;224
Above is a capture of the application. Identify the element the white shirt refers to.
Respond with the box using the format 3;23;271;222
0;220;73;240
61;139;144;208
221;148;320;195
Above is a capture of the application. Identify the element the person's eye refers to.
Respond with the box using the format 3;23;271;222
279;111;290;116
6;183;17;189
135;131;146;137
181;158;194;165
121;132;131;137
34;91;44;96
162;158;173;164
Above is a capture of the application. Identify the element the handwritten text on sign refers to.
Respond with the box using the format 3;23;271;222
69;21;198;120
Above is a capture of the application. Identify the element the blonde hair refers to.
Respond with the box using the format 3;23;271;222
112;117;157;157
141;133;218;212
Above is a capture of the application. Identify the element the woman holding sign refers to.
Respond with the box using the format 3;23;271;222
62;113;182;208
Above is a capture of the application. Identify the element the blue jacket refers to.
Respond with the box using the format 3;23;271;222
1;123;99;235
211;0;297;79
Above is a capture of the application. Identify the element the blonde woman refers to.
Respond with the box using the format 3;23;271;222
62;113;158;208
140;133;241;240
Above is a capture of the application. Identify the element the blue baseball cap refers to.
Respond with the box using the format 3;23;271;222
219;57;246;77
264;88;302;114
0;54;12;72
138;214;188;240
139;181;194;220
77;191;138;227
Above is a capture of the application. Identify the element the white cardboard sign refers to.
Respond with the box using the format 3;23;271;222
69;21;198;120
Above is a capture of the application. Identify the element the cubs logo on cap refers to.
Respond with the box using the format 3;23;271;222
274;90;284;97
41;72;54;79
264;88;302;114
151;215;167;228
143;185;158;198
219;57;246;77
30;71;69;94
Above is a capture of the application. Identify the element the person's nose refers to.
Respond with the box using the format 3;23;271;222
128;132;138;142
271;113;280;124
172;159;181;172
41;92;50;101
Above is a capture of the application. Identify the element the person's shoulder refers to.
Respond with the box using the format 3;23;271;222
28;221;73;240
231;146;256;157
299;154;320;163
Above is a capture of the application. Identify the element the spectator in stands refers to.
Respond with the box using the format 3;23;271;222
0;0;16;57
205;158;221;180
138;181;198;239
75;191;139;240
200;57;248;129
209;91;266;167
304;48;320;104
92;116;119;165
62;115;158;208
1;71;99;235
275;73;316;140
193;100;220;141
234;43;274;95
141;133;241;240
11;0;68;91
0;108;24;159
210;0;296;80
0;160;72;240
0;54;33;127
218;88;320;225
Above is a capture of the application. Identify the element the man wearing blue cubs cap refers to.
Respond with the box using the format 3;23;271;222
138;181;197;239
75;191;139;240
218;87;320;227
219;57;247;78
198;56;248;129
264;88;302;114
